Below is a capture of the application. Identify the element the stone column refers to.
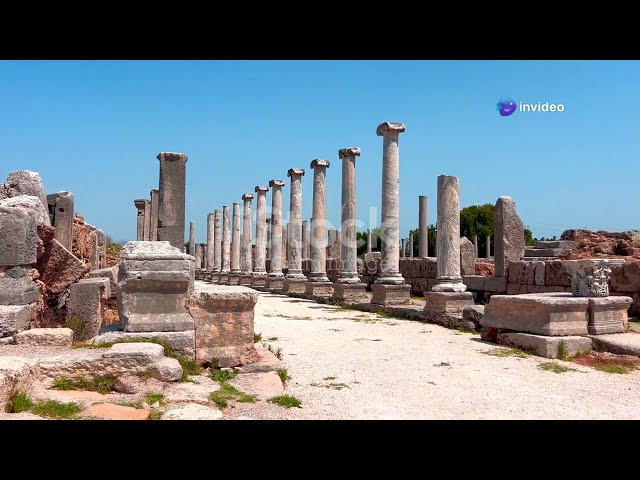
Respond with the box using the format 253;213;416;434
372;122;410;305
134;199;146;241
486;235;491;258
334;148;367;301
306;159;333;296
143;200;151;241
302;220;309;259
432;175;466;292
204;245;208;269
240;194;254;284
401;239;406;258
188;221;196;255
424;176;473;319
409;233;414;258
367;229;372;253
473;235;479;257
266;179;285;290
206;213;215;272
419;195;428;258
494;196;525;277
266;218;272;260
47;191;74;252
157;152;188;250
195;244;203;269
228;202;241;284
283;169;306;292
252;186;269;287
220;205;231;283
213;210;222;273
150;188;160;241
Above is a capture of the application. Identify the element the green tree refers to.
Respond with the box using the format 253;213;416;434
408;225;437;257
524;227;535;246
460;203;494;257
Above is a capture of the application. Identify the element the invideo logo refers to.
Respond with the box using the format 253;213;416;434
497;97;565;116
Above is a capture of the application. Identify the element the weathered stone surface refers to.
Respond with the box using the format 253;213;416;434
462;275;485;291
494;196;525;277
47;191;74;251
265;277;284;291
588;333;640;357
371;284;411;306
0;195;49;227
84;403;150;420
484;276;507;293
507;283;529;295
610;261;640;293
117;241;193;332
282;278;308;293
229;371;284;399
113;375;146;394
463;305;484;322
424;291;474;314
157;152;188;250
535;240;575;249
0;356;39;410
0;304;36;337
481;293;589;336
497;333;592;358
92;330;195;358
508;261;536;285
545;260;572;287
66;280;106;341
87;265;119;294
250;275;268;288
163;375;218;403
0;171;50;225
588;296;632;335
37;238;89;294
526;285;571;294
460;236;476;276
241;344;282;373
305;281;334;297
333;282;368;302
150;357;182;382
189;283;258;367
534;261;545;286
15;327;73;346
0;275;40;305
164;402;223;420
525;248;572;257
102;342;164;362
0;206;38;266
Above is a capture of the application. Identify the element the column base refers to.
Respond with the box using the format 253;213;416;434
218;273;230;285
333;282;368;302
423;291;474;323
239;275;253;286
308;273;330;283
250;275;268;288
335;273;362;284
305;281;334;297
226;274;240;285
195;268;206;281
209;273;220;283
265;277;285;292
371;284;411;306
432;276;467;292
375;274;406;285
283;277;308;293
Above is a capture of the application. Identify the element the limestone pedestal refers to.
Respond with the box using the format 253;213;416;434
239;275;253;286
497;332;592;359
195;268;206;281
209;273;220;283
218;273;229;285
117;241;194;332
283;278;308;293
588;296;632;334
333;283;368;302
305;281;334;297
265;277;284;292
227;275;240;286
371;284;411;306
251;275;267;288
423;291;474;324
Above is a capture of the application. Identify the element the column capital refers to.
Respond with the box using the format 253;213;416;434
338;147;361;159
156;152;188;162
269;179;285;188
134;199;146;210
150;188;159;196
287;168;305;177
255;185;269;193
310;159;331;169
376;122;406;136
242;193;254;201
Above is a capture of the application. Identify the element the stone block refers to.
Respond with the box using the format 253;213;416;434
0;206;38;266
250;275;267;288
484;276;507;293
0;195;49;227
87;265;119;294
149;357;182;382
265;277;284;291
92;330;195;359
66;279;107;341
481;293;589;336
424;291;474;314
37;238;89;294
0;304;37;337
526;285;570;294
460;236;476;275
239;275;253;286
0;356;39;410
117;241;193;332
420;257;438;278
497;332;592;358
545;260;572;287
463;275;485;291
463;304;485;322
0;170;50;225
226;274;239;285
494;196;525;277
524;248;572;257
0;275;40;305
610;261;640;293
587;296;632;335
371;284;411;306
507;283;528;295
282;278;307;293
189;284;259;367
534;261;545;286
102;342;164;362
305;281;334;297
508;261;536;285
15;327;73;347
588;333;640;357
535;240;575;249
332;283;368;302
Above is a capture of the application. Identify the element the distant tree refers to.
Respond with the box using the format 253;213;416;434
460;204;494;257
408;225;437;257
524;227;535;246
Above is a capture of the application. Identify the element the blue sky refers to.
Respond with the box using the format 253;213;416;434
1;60;638;243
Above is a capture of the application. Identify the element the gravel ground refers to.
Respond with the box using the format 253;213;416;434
225;293;640;420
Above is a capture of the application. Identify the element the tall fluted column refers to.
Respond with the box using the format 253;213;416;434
230;203;241;274
302;220;309;259
134;199;145;241
241;194;254;275
188;221;196;255
150;189;159;241
409;233;414;258
432;175;466;292
206;213;215;270
221;206;231;273
143;200;152;241
419;195;428;258
337;147;361;283
268;180;285;277
253;186;268;274
213;210;222;272
286;168;305;279
308;160;331;283
401;239;406;258
375;122;406;285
